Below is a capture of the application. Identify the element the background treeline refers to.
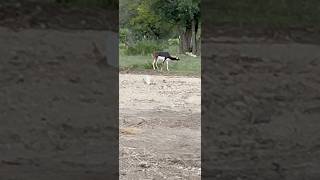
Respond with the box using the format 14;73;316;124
120;0;200;56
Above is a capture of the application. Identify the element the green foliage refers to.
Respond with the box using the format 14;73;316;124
152;0;200;26
119;43;126;49
120;0;140;27
120;0;200;54
150;0;200;54
120;28;130;44
121;0;175;40
168;38;179;46
124;40;168;56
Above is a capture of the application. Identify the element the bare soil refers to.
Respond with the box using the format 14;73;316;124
0;27;118;179
202;37;320;180
0;1;117;31
119;74;201;179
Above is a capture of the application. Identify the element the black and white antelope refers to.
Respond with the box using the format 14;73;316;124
152;51;180;71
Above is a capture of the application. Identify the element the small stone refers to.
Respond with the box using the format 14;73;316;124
143;75;153;85
139;162;150;168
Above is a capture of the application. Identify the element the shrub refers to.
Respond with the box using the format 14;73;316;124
168;38;179;46
120;28;130;44
124;40;168;56
119;43;126;49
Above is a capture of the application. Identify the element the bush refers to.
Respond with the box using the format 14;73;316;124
124;40;168;56
119;43;126;49
168;38;179;46
120;28;130;44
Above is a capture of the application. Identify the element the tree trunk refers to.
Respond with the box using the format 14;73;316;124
185;28;192;52
196;21;201;56
196;36;201;56
178;31;183;54
191;18;197;55
178;26;184;54
178;24;192;54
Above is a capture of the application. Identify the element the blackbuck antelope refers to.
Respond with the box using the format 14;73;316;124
152;51;180;71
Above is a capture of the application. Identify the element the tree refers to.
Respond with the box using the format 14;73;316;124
119;0;200;54
120;0;141;28
152;0;200;54
120;0;173;41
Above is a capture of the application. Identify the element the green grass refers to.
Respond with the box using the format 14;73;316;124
124;40;168;56
119;49;201;77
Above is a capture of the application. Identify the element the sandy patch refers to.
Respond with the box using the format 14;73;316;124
120;74;201;179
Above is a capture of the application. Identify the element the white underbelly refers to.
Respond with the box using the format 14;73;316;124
157;56;168;62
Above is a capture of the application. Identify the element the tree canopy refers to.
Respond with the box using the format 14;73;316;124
152;0;200;27
120;0;201;54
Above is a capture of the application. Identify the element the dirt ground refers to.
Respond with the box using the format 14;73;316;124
0;2;120;179
119;33;320;179
0;1;117;31
119;74;201;179
202;37;320;180
0;27;118;179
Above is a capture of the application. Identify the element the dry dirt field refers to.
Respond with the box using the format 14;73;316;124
0;27;118;179
0;1;119;178
202;36;320;179
119;74;201;179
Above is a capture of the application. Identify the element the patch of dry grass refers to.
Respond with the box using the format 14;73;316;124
120;127;141;135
